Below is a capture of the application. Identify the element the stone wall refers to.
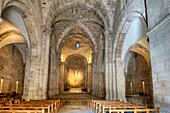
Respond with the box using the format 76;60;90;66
149;20;170;112
0;45;24;94
147;0;170;112
147;0;170;29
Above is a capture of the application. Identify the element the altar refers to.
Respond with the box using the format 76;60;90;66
69;88;82;93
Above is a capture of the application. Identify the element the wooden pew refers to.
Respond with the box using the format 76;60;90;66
0;106;46;113
0;99;63;113
0;105;50;113
24;99;67;112
89;99;123;113
100;104;147;113
87;99;147;113
0;109;45;113
108;107;160;113
21;100;61;113
0;97;66;113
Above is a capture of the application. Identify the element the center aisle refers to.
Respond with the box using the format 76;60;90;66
58;100;94;113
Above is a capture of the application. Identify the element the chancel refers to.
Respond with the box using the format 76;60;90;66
0;0;169;112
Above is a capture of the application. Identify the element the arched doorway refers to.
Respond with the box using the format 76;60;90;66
64;55;87;92
125;51;153;106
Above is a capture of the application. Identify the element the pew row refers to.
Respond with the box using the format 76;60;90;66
0;99;66;113
87;99;160;113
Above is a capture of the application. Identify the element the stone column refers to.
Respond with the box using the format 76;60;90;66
104;30;110;100
48;44;57;97
98;72;105;97
38;32;50;99
22;47;31;100
92;52;98;95
23;30;51;100
87;63;92;93
84;64;88;89
108;31;113;100
59;62;65;92
112;59;117;100
55;52;60;94
115;59;125;101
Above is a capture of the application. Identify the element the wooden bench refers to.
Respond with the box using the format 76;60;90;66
0;109;45;113
87;99;149;113
108;107;160;113
21;99;61;112
0;99;65;113
90;100;123;112
100;104;147;113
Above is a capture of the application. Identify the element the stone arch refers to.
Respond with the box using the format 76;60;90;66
1;8;30;47
125;51;152;97
114;11;147;61
3;0;40;49
112;11;148;101
124;43;150;65
121;17;148;61
124;51;133;74
96;44;105;97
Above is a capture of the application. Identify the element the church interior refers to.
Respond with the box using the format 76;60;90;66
0;0;169;112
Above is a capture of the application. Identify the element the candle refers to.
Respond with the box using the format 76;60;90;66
16;81;19;93
0;79;3;93
130;82;133;95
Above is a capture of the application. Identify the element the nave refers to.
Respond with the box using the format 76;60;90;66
0;0;169;112
58;100;93;113
52;92;102;113
0;91;160;113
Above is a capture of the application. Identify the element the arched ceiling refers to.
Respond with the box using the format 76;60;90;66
0;17;26;49
41;0;117;30
52;5;105;53
61;37;92;64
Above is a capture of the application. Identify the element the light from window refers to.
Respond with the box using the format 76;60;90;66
75;41;80;48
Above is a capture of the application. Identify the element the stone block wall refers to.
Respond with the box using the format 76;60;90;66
147;0;170;29
147;0;170;112
149;21;170;112
0;45;24;94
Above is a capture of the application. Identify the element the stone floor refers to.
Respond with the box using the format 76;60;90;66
58;100;94;113
50;92;103;113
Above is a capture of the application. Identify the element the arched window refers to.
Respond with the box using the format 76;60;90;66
75;41;80;48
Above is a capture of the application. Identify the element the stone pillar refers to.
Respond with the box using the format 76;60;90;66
104;30;110;100
87;63;92;93
84;64;88;89
48;44;58;97
92;52;97;95
55;52;60;94
22;30;51;100
98;72;105;97
38;33;50;99
112;59;117;100
22;47;31;100
115;59;125;101
59;62;65;92
108;31;113;100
